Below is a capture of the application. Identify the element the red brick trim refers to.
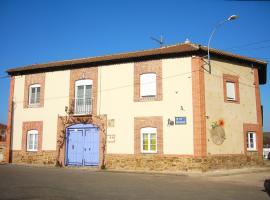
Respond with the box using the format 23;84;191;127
243;123;260;154
134;116;163;155
24;73;46;108
253;68;263;156
223;74;240;103
69;67;98;115
134;60;162;102
5;76;15;162
192;56;206;157
22;121;43;152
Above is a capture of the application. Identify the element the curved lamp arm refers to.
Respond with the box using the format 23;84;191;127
207;15;239;74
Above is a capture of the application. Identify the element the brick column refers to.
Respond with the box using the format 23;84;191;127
192;56;207;157
5;76;15;163
253;68;263;156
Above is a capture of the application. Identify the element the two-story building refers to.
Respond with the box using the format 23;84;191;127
5;42;267;171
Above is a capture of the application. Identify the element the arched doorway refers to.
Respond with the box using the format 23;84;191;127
65;123;99;166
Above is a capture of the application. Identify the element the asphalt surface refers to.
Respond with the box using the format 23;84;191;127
0;164;269;200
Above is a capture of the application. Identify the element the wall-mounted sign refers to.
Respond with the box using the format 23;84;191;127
107;134;115;143
175;117;187;125
107;119;115;128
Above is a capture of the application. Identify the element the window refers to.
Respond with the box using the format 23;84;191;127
0;130;5;142
226;81;236;101
247;131;256;151
75;80;92;115
141;127;157;153
223;74;240;103
140;73;157;98
29;84;41;105
27;130;38;152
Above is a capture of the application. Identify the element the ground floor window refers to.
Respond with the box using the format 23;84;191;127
247;131;256;151
27;130;38;152
141;127;157;153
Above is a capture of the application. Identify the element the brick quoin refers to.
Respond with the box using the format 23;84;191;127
192;56;207;157
5;76;15;162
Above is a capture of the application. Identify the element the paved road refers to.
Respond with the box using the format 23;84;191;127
0;165;269;200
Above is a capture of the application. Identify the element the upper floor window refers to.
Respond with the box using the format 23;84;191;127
141;127;157;153
247;131;256;151
74;80;92;115
140;73;157;98
226;81;236;101
223;74;240;103
27;130;38;152
29;84;41;106
0;130;5;142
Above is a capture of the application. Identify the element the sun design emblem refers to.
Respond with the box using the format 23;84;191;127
210;119;226;145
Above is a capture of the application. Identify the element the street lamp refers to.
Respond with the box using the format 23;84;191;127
207;15;239;74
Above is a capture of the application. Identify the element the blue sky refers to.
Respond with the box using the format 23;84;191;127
0;0;269;131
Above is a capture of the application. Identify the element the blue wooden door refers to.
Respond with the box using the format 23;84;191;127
76;129;84;165
84;127;99;166
66;124;99;166
66;129;84;166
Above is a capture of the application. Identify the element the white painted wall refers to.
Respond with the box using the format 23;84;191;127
204;60;257;154
98;57;194;155
12;70;70;150
12;57;194;155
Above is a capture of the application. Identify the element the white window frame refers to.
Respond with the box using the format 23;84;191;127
29;84;41;106
140;127;157;153
247;131;257;151
140;73;157;98
226;81;236;101
74;79;93;115
27;130;38;152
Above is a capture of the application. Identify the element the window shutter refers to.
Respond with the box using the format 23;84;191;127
140;73;157;97
226;82;236;100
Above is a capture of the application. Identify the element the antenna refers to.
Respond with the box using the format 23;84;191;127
150;35;164;47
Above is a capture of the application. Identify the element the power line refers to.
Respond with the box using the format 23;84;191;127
224;39;270;51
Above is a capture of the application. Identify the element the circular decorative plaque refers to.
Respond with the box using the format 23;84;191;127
210;126;226;145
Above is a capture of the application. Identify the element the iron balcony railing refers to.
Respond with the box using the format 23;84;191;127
73;98;92;115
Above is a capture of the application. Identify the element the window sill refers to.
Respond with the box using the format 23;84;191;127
138;96;160;102
26;150;38;152
225;99;240;104
28;104;41;108
73;112;92;116
141;151;157;154
247;149;257;152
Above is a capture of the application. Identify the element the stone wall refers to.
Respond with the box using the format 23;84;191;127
106;154;263;172
11;150;56;165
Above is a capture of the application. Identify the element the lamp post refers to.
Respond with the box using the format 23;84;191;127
207;15;239;74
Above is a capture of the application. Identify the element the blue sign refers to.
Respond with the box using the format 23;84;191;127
175;117;187;125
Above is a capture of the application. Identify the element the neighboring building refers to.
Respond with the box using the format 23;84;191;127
263;132;270;160
263;132;270;147
0;123;7;162
5;43;267;171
